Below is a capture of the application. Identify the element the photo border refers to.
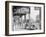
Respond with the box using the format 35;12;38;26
5;1;45;36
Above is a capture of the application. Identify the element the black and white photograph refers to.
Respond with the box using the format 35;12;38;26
12;6;41;31
5;1;45;36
